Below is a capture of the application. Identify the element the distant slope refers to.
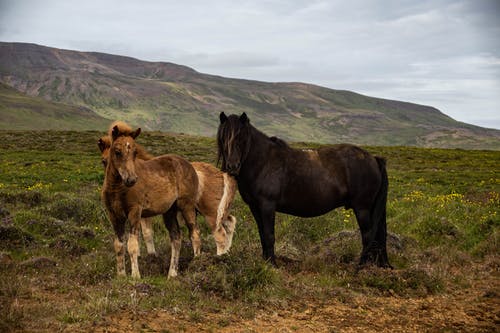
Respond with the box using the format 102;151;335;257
0;82;108;130
0;42;499;149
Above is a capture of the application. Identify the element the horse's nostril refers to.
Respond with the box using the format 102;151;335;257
228;163;240;171
125;177;137;187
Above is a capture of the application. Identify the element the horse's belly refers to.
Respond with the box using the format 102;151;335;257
278;183;346;217
278;200;342;217
139;185;177;217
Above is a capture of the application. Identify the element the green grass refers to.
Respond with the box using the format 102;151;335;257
0;130;498;331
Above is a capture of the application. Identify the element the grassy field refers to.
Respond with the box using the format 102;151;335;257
0;130;498;332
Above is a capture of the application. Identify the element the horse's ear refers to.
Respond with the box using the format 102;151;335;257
219;112;227;124
240;112;249;124
111;126;120;141
132;128;141;139
97;138;106;152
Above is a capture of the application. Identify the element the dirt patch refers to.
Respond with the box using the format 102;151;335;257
90;269;499;332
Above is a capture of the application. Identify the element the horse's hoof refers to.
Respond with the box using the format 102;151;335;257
267;258;278;268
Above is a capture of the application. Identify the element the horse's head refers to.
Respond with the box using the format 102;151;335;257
97;136;112;168
217;112;251;176
109;125;142;187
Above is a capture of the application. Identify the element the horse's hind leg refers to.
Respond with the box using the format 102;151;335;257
210;215;237;255
222;215;237;253
140;218;156;255
204;214;227;255
353;208;376;265
163;208;182;278
179;204;201;256
354;207;389;267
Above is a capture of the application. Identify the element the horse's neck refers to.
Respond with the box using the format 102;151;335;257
104;164;122;189
136;144;153;160
243;129;274;169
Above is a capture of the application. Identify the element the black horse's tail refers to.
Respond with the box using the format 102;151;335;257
371;157;392;268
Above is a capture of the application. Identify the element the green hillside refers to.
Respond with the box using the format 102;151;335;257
0;83;108;131
0;42;499;149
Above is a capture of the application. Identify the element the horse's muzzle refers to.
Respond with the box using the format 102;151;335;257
124;177;138;187
226;163;241;176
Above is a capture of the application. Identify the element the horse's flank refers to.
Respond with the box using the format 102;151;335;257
192;161;237;230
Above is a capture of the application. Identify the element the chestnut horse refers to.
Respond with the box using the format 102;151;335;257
217;112;391;268
98;134;158;256
102;125;200;278
98;131;237;256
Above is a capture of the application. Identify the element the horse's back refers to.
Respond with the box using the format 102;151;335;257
142;154;199;197
146;154;194;174
316;144;378;169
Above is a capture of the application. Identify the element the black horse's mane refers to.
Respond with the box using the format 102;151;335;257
217;114;291;171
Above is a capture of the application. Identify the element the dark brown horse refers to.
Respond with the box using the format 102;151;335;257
217;112;391;268
102;124;200;278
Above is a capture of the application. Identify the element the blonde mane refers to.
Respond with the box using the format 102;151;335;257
108;120;135;138
99;134;153;161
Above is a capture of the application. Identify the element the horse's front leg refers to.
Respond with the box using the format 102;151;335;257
140;218;156;255
128;208;142;279
249;201;277;266
110;215;126;277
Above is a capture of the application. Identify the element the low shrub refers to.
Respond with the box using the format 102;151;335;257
184;252;281;300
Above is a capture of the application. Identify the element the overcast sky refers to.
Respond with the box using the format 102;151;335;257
1;0;499;129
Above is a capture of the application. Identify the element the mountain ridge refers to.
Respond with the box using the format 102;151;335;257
0;41;498;149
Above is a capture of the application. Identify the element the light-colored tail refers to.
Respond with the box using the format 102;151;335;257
214;174;237;254
216;173;236;230
222;215;237;252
